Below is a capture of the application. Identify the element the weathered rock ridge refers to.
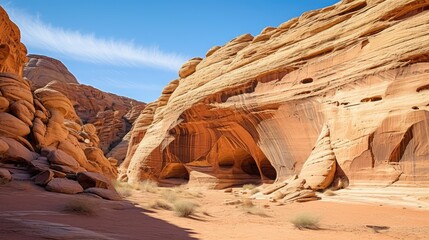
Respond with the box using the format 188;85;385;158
23;55;146;163
0;7;119;199
121;0;429;196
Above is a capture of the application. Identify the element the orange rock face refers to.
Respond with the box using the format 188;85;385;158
24;54;78;89
0;7;120;197
121;0;429;190
0;8;27;76
23;55;146;163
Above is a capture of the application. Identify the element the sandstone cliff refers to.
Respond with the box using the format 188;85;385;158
121;0;429;197
23;55;146;163
0;7;119;199
24;54;78;88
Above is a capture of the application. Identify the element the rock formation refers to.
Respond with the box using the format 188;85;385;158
121;0;429;196
24;54;78;89
0;7;119;200
23;55;146;163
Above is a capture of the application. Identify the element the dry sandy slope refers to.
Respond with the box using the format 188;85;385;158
1;182;429;240
127;185;429;240
0;181;196;240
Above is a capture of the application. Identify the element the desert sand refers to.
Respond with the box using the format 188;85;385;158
1;181;428;240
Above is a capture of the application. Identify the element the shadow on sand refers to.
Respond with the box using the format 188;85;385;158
0;182;198;240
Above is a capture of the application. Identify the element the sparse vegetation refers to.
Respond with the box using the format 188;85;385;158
148;199;172;210
242;205;268;217
136;180;159;193
250;188;260;195
323;189;336;196
240;199;268;217
161;189;178;203
242;198;255;208
113;180;133;197
14;181;33;191
172;200;198;217
291;213;320;230
62;199;97;216
242;184;257;190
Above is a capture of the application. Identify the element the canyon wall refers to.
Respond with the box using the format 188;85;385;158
23;55;146;163
121;0;429;189
0;7;119;198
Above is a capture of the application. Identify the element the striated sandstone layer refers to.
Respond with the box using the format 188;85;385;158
24;54;78;89
121;0;429;191
24;55;146;162
0;7;118;198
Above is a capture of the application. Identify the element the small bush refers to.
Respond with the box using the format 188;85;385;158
183;188;204;198
14;181;33;190
113;180;133;197
116;188;132;197
136;180;158;193
291;213;320;230
241;199;268;217
323;189;336;196
62;199;97;216
242;206;268;217
250;188;260;195
161;189;178;203
242;199;255;208
172;200;197;217
242;184;257;190
149;199;172;211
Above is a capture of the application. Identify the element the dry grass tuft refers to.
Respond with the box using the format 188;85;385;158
113;180;133;197
136;180;159;193
14;181;33;191
242;184;257;190
242;198;255;208
323;189;336;196
172;200;198;217
62;199;97;216
250;188;260;195
148;199;172;211
242;206;268;217
161;189;178;203
240;199;268;217
291;213;320;230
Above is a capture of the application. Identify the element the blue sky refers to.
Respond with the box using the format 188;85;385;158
1;0;339;102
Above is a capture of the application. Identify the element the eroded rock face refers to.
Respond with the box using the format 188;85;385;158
24;54;78;89
0;8;27;76
23;55;146;161
122;0;429;189
0;6;118;195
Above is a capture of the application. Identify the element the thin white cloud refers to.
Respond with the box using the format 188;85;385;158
5;7;186;71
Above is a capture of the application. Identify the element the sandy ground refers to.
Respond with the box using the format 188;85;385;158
1;181;429;240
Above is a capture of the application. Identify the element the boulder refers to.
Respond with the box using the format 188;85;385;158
0;137;38;163
45;178;83;194
0;168;11;184
178;57;202;78
0;96;9;112
0;112;30;137
34;170;54;186
84;187;122;201
0;138;9;154
47;149;80;172
77;171;113;190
